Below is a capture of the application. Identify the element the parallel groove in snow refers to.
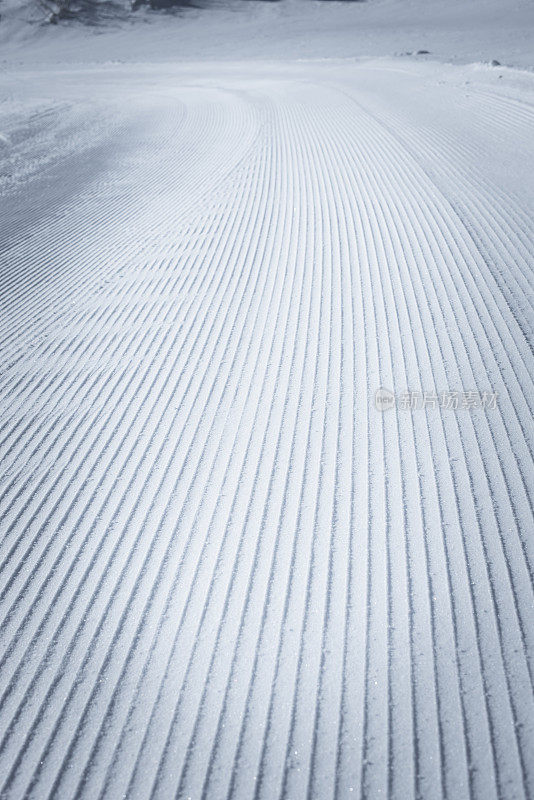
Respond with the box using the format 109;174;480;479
0;68;532;800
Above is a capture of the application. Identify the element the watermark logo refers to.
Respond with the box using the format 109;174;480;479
375;387;396;411
375;388;498;412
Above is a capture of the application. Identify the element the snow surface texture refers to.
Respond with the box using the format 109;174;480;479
0;2;533;800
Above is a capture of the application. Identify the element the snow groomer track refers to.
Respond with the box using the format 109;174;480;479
0;60;533;800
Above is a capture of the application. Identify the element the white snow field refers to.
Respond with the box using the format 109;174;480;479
0;1;533;799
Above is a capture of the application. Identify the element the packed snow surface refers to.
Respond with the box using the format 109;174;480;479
0;1;533;799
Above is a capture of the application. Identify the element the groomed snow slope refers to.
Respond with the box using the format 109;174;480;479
0;19;534;800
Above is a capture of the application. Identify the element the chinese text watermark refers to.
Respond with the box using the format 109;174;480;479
375;387;498;412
